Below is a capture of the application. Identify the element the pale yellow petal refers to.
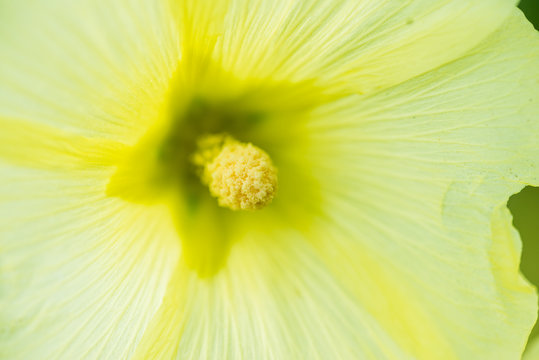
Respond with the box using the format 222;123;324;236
176;0;517;94
0;1;182;358
0;117;126;170
0;163;180;359
134;220;415;360
302;9;538;358
0;0;179;142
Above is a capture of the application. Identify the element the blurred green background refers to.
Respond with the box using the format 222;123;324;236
520;0;539;30
512;0;539;346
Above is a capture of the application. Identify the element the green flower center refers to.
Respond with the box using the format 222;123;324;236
106;65;327;276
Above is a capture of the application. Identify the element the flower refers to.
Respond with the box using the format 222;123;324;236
1;0;538;359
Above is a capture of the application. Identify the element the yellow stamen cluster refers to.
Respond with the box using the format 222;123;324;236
192;134;278;211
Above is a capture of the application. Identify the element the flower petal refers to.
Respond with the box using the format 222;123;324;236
133;222;416;359
0;0;179;142
524;338;539;360
0;164;180;359
0;117;126;170
304;9;538;358
178;0;517;94
0;1;182;358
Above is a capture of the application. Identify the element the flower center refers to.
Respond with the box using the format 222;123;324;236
192;134;278;211
106;67;326;275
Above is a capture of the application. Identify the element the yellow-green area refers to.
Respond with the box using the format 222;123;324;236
509;187;539;343
513;0;539;351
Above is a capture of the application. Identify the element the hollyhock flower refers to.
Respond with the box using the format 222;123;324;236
1;0;538;359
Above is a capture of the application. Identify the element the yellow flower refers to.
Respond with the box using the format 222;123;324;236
1;0;538;359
